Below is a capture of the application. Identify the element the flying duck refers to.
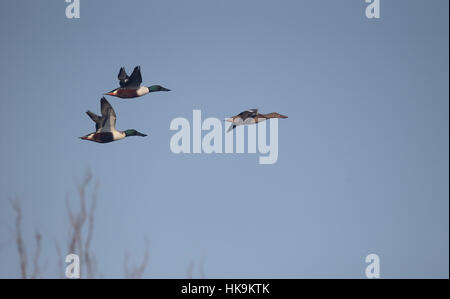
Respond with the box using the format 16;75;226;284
104;66;170;99
225;109;288;132
80;97;147;143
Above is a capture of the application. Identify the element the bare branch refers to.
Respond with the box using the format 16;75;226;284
186;256;207;279
199;254;206;279
7;170;156;279
124;240;150;279
84;181;98;278
186;259;194;279
10;199;27;279
30;231;42;279
64;170;98;278
54;240;64;279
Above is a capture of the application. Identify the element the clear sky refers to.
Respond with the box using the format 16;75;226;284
0;0;448;278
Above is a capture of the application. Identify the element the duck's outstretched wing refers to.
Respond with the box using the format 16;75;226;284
86;110;102;131
124;66;142;89
118;67;130;88
227;124;237;133
99;97;117;133
237;109;258;120
117;66;142;89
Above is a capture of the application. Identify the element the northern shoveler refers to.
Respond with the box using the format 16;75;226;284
225;109;288;132
104;66;170;99
80;97;147;143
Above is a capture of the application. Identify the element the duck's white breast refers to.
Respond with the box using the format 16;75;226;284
136;86;149;97
113;130;126;141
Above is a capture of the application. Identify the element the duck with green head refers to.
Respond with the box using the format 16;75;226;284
80;97;147;143
104;66;170;99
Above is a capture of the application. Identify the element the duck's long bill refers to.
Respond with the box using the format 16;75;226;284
136;131;147;137
279;114;288;118
104;92;115;96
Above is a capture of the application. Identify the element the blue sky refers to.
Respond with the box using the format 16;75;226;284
0;0;448;278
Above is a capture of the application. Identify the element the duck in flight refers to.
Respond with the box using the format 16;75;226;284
104;66;170;99
225;109;288;132
80;97;147;143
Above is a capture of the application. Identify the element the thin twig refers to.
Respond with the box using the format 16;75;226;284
10;199;27;279
124;239;150;279
30;231;42;279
